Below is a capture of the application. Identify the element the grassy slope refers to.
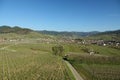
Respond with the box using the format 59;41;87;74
0;32;55;39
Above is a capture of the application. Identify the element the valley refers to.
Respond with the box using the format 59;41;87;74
0;26;120;80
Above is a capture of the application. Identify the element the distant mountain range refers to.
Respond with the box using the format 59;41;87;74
94;30;120;36
0;25;120;40
37;30;99;38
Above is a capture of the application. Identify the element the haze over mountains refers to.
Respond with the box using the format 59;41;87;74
0;25;120;40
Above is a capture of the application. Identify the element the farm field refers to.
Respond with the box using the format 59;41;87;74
0;43;75;80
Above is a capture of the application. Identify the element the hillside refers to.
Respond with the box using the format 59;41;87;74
0;26;55;39
0;25;32;34
87;30;120;40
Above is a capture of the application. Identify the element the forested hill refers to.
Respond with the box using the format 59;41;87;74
0;25;32;34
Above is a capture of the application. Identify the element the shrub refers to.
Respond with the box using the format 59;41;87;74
52;45;64;56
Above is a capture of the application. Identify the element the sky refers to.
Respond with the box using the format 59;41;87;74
0;0;120;32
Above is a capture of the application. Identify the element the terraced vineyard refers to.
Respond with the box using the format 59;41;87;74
0;43;74;80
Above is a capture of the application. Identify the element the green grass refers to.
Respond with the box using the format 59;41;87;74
0;43;74;80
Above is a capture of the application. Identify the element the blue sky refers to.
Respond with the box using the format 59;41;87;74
0;0;120;31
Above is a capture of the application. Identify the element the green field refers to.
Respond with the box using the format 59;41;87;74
0;43;75;80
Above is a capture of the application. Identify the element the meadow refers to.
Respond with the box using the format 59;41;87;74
0;43;75;80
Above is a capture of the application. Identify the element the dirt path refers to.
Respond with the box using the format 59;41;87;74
65;61;84;80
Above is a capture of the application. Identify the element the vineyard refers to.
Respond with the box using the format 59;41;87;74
72;63;120;80
0;43;74;80
89;64;120;80
68;53;120;80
